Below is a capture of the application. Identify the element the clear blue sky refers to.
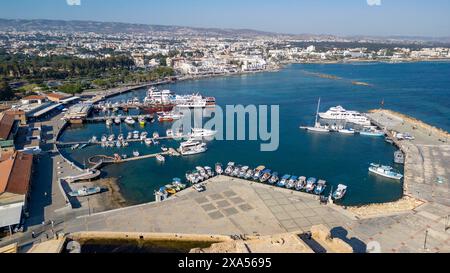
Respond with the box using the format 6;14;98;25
1;0;449;37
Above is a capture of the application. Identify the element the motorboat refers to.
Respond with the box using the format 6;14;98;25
106;118;113;126
144;138;153;146
369;163;403;180
125;116;135;125
239;166;250;178
260;169;272;183
189;128;217;139
205;166;214;177
69;186;102;197
319;105;371;126
268;172;279;184
295;176;307;191
360;126;384;137
179;141;207;156
215;163;223;175
132;151;140;157
108;134;115;142
277;175;290;187
156;154;165;162
286;176;298;189
127;132;133;140
253;166;266;180
338;128;356;135
138;116;146;126
245;169;254;180
193;184;206;192
140;132;148;140
114;116;121;124
225;162;235;175
133;131;140;139
332;184;347;200
305;177;317;192
314;180;327;195
157;111;184;122
196;166;208;179
166;129;174;138
231;165;241;177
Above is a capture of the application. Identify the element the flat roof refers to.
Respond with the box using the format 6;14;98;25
0;202;23;228
31;103;62;118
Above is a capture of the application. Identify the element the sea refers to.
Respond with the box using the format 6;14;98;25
59;62;450;206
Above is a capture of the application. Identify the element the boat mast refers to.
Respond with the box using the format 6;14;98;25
315;98;321;126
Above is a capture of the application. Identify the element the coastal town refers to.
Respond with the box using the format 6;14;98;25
0;17;449;255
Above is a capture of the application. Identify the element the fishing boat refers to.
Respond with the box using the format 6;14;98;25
108;134;115;142
156;154;165;162
301;98;331;133
178;141;207;156
268;172;279;184
70;144;80;150
245;169;255;180
260;169;272;183
369;163;403;180
125;116;135;125
106;118;113;126
253;166;266;180
332;184;347;200
305;177;317;192
225;162;235;175
286;176;298;189
239;166;250;178
205;166;214;177
114;116;121;124
277;175;290;187
314;180;327;195
144;138;153;146
133;151;140;157
360;126;385;137
68;186;102;197
133;131;140;139
231;165;241;177
215;163;223;175
394;150;405;165
295;176;307;191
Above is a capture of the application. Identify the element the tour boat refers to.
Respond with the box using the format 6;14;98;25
215;163;223;175
369;163;403;180
268;172;279;184
178;141;207;156
319;105;371;126
333;184;348;200
305;177;317;192
277;175;291;187
286;176;298;189
314;180;327;195
142;88;176;114
69;186;102;197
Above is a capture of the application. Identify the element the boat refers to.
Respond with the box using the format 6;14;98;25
140;132;148;140
166;129;174;138
189;128;217;139
369;163;403;180
253;166;266;180
301;98;331;132
68;186;102;197
360;126;385;137
138;116;146;126
106;118;113;126
332;184;347;200
196;166;208;179
239;166;250;178
108;134;115;142
277;175;290;187
225;162;235;175
338;128;356;135
144;138;153;146
394;150;405;165
125;116;135;125
133;131;140;139
314;180;327;195
114;116;121;124
245;169;254;180
126;132;133;140
122;141;129;147
305;177;317;192
166;186;177;195
161;145;169;152
178;141;207;156
173;93;216;109
268;172;279;184
385;137;394;144
231;165;241;177
295;176;307;191
205;166;214;177
142;88;176;114
215;163;223;175
116;141;122;148
172;178;186;191
286;176;298;189
133;151;140;157
260;169;272;183
153;132;160;139
157;111;184;122
70;144;80;150
156;154;165;162
193;184;206;192
319;105;371;126
90;136;98;143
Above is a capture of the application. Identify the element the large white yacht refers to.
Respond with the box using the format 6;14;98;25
178;141;208;156
189;128;217;138
319;106;371;126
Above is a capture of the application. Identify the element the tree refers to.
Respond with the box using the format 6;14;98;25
0;80;15;101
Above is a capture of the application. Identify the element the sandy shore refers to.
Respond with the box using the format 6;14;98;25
85;177;128;212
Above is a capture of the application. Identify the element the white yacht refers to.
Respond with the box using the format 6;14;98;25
178;141;207;156
125;116;135;125
319;106;371;126
189;128;217;138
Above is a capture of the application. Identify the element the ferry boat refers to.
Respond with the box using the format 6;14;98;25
394;150;405;165
319;105;371;126
260;169;272;183
314;180;327;195
173;93;216;109
253;166;266;180
225;162;235;176
69;186;102;197
369;163;403;180
295;176;307;191
332;184;347;200
125;116;135;125
277;175;290;187
157;111;183;122
305;177;317;192
301;98;331;133
268;172;279;184
179;141;207;156
286;176;298;189
215;163;223;175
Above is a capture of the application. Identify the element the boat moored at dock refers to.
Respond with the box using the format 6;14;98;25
369;163;403;180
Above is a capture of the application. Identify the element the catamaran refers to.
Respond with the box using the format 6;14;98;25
369;163;403;180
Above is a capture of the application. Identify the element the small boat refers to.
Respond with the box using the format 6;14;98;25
172;178;186;191
161;145;169;152
215;163;223;175
189;128;217;139
277;175;290;187
385;137;394;144
360;126;385;137
196;166;208;179
125;116;135;125
166;187;177;195
114;116;121;124
286;176;298;189
253;166;266;180
138;116;146;126
166;129;174;138
106;119;113;126
260;169;272;183
394;150;405;165
268;172;279;184
314;180;327;195
245;169;254;180
133;151;140;157
156;154;165;162
338;128;356;135
133;131;140;139
71;144;80;150
126;132;133;140
305;177;317;192
193;184;206;192
295;176;307;191
68;186;102;197
116;141;122;148
108;134;115;142
101;135;107;142
157;111;184;122
140;132;148;140
231;165;241;177
225;162;235;176
144;138;153;146
122;141;129;147
369;163;403;180
332;184;347;200
153;132;160;139
239;166;250;178
205;166;214;177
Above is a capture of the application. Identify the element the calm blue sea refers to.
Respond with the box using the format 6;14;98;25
60;62;450;206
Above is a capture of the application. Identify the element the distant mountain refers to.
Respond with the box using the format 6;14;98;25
0;18;278;38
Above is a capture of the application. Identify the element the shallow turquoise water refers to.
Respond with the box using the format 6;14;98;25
60;62;450;206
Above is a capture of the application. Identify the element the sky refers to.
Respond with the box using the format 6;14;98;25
1;0;449;37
